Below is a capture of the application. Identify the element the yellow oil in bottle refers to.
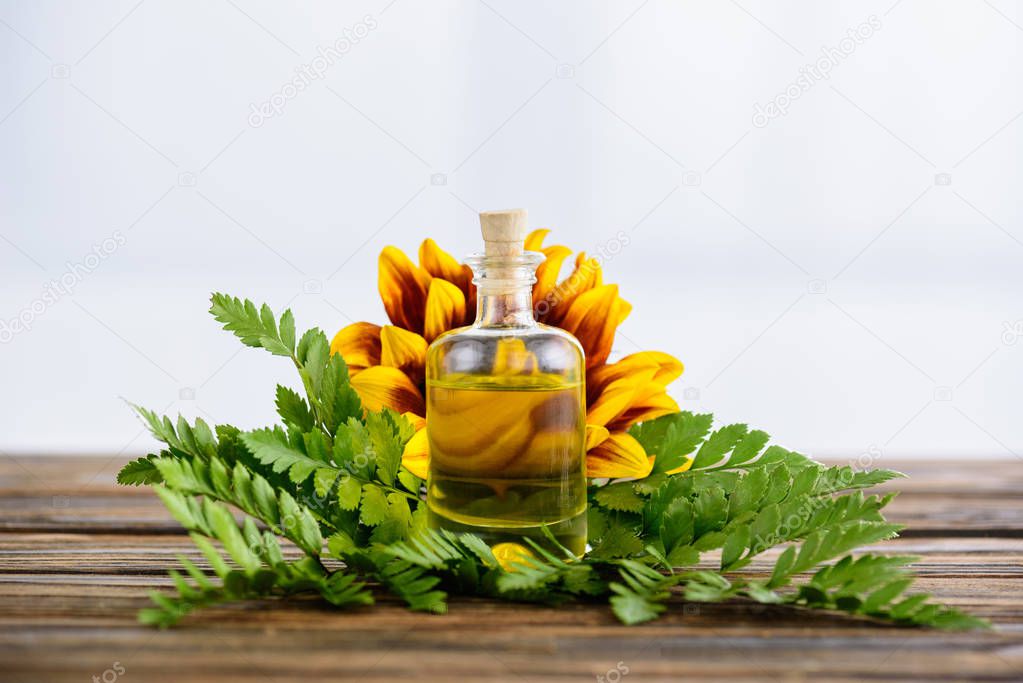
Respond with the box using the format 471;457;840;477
426;372;587;556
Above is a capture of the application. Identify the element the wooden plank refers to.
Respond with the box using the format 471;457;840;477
0;455;1020;682
0;600;1020;682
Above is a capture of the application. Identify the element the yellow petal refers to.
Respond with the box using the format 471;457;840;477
380;325;428;386
350;365;425;416
524;228;550;251
586;432;653;479
588;353;682;430
491;542;536;572
609;391;680;432
329;322;381;374
402;411;426;431
641;352;685;385
588;351;683;400
585;366;658;427
585;424;610;450
379;246;432;334
533;245;573;312
664;455;694;475
545;253;603;325
401;426;430;479
419;238;474;309
418;238;463;281
423;278;467;342
559;284;632;369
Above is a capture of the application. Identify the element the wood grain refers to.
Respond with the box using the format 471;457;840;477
0;456;1020;682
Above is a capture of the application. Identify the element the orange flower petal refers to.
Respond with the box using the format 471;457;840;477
642;352;685;385
588;351;683;400
585;366;658;427
544;253;603;325
533;245;573;310
524;229;550;251
491;542;537;571
329;322;381;374
350;365;425;416
559;284;632;369
586;432;653;479
423;278;467;342
664;455;694;476
419;238;474;312
608;392;680;432
401;427;430;479
379;246;432;334
586;351;683;430
380;325;428;386
418;238;462;282
402;411;426;431
585;424;610;451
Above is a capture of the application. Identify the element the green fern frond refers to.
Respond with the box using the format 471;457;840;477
121;294;985;632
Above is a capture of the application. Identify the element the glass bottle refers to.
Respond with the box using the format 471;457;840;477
425;209;587;556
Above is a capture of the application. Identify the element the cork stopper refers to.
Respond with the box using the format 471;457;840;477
479;209;528;256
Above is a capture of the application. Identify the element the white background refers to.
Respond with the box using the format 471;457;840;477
1;0;1021;464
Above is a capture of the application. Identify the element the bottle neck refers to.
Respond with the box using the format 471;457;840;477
465;252;543;329
474;286;536;328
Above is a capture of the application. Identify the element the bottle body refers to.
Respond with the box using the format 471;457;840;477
425;291;587;555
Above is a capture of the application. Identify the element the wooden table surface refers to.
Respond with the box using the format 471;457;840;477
0;456;1020;682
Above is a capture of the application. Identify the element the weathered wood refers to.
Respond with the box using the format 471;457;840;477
0;456;1020;682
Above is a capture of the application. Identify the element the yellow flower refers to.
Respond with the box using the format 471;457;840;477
490;542;536;571
330;231;685;480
